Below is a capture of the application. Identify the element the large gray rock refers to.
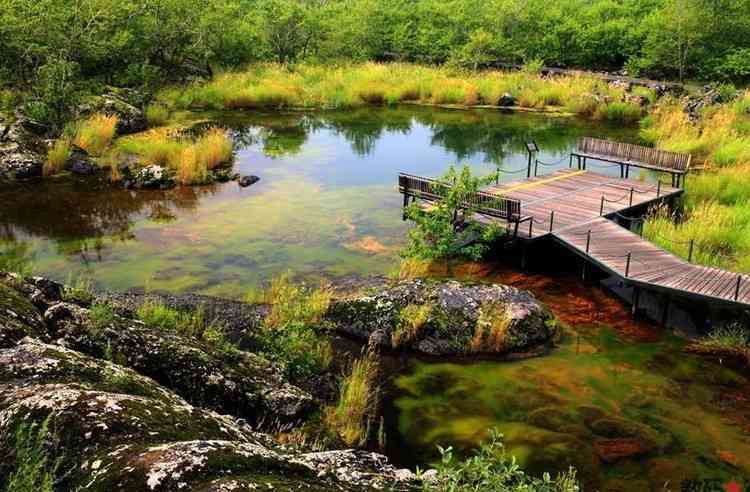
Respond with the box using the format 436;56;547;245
327;279;557;356
78;89;147;135
0;338;416;491
0;113;43;179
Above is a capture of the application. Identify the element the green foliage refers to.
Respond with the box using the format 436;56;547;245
695;323;750;363
89;302;117;330
145;104;170;127
0;241;35;276
402;164;504;262
62;275;95;305
249;272;333;380
4;416;61;492
427;429;579;492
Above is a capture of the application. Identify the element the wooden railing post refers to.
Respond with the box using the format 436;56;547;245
625;252;632;277
735;275;742;302
688;239;694;263
657;180;662;198
600;196;605;216
586;230;591;253
629;187;634;207
549;210;555;233
528;219;533;237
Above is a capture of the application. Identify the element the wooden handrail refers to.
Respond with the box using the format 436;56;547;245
575;137;691;173
398;173;523;221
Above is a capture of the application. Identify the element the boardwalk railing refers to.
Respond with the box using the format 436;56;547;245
571;137;691;187
398;173;526;223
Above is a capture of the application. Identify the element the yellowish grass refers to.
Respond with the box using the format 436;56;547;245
326;351;379;446
44;139;71;176
74;114;118;156
392;303;432;347
471;302;512;352
256;272;332;330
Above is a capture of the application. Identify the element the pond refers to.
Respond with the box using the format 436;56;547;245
1;106;636;296
2;106;747;489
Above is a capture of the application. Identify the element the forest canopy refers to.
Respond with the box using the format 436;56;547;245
1;0;749;101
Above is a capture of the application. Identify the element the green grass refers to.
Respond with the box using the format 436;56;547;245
44;139;70;176
73;113;118;156
157;63;648;122
145;104;170;127
693;323;750;363
326;351;379;446
89;302;117;331
392;303;432;348
4;416;61;492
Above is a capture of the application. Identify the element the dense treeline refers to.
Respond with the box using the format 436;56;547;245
1;0;749;124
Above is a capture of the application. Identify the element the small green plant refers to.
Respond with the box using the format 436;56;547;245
44;139;71;176
695;323;750;363
263;272;332;329
89;302;116;331
326;350;379;446
4;416;61;492
402;164;504;262
428;429;579;492
145;104;170;127
392;303;432;347
62;275;95;305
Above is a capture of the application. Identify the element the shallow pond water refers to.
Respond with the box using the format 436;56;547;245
1;106;636;295
2;107;748;489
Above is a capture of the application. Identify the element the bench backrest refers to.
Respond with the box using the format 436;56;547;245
398;173;522;221
577;137;691;172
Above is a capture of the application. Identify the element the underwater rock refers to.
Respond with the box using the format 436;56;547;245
327;278;556;356
239;175;260;187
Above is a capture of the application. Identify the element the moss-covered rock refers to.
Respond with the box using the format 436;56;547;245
327;279;556;356
0;339;416;491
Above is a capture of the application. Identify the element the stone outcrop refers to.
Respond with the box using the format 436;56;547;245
78;88;147;135
0;112;44;180
327;279;557;356
0;272;418;491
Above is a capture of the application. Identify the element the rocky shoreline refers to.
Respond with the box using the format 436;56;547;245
0;271;559;490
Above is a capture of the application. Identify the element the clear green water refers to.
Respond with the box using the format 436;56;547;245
2;107;747;490
0;107;635;295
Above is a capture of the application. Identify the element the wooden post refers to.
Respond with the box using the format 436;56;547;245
569;154;573;168
534;159;539;177
528;219;534;238
586;230;591;253
625;252;632;277
688;239;694;263
629;188;634;207
735;275;742;302
625;164;630;178
527;151;532;178
657;180;662;198
402;193;409;220
549;210;555;233
600;196;605;216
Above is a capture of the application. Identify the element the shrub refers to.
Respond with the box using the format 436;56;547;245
392;303;432;347
89;302;117;331
74;113;118;156
429;429;579;492
62;275;94;305
594;102;642;123
326;350;379;446
44;139;71;176
694;323;750;363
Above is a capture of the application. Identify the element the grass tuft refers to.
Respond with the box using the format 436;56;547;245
44;139;71;176
326;350;379;446
74;113;118;156
471;302;512;352
392;303;431;347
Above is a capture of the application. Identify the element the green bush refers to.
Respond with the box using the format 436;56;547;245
426;429;579;491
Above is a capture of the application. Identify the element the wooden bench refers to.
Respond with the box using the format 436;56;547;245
570;137;691;188
398;173;531;235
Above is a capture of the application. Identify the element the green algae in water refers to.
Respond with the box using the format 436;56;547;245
391;326;750;490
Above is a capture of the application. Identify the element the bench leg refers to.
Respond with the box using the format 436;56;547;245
620;164;624;179
569;154;573;168
625;164;630;179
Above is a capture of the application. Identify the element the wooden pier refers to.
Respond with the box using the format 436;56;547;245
399;163;750;309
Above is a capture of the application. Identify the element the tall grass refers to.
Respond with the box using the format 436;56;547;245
145;104;170;127
326;350;379;446
642;92;750;272
392;303;431;347
158;63;649;120
4;416;61;492
259;271;332;330
693;323;750;364
44;139;71;176
73;113;118;156
115;127;233;185
470;302;512;352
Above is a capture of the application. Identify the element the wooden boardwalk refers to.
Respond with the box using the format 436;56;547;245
400;168;750;308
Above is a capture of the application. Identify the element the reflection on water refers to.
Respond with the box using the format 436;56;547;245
0;107;637;295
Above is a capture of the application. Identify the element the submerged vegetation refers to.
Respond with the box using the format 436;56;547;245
160;63;647;123
643;91;750;272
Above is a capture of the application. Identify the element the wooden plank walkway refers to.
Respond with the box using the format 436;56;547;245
479;169;682;239
400;167;750;308
554;217;750;306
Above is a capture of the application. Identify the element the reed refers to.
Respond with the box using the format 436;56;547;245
74;114;118;156
44;139;71;176
326;351;379;446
